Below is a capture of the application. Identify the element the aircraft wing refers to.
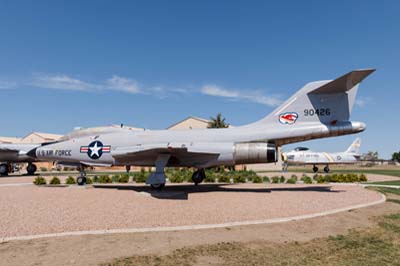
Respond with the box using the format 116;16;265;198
0;146;19;152
112;143;221;167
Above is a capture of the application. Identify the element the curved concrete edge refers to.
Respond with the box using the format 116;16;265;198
0;191;386;243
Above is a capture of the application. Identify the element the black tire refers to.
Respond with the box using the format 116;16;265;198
0;164;9;176
324;166;330;173
151;183;165;190
27;163;37;175
77;176;86;186
312;166;318;173
192;169;205;185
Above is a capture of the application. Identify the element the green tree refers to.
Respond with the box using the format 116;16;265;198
208;113;229;128
392;152;400;162
364;151;379;161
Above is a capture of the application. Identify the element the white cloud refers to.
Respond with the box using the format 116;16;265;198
355;97;372;107
106;75;141;94
0;80;17;89
201;84;282;107
24;73;283;106
31;74;99;91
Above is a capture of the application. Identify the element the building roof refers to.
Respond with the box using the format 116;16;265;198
25;132;63;139
0;136;23;144
167;116;210;130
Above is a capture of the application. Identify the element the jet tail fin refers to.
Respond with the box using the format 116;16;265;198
309;69;375;94
345;138;362;154
247;69;375;127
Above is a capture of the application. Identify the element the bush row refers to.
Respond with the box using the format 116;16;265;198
32;172;368;186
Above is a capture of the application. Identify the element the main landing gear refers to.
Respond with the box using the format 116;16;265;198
191;168;206;185
324;165;330;173
312;165;330;173
27;163;37;175
147;154;170;191
312;165;318;173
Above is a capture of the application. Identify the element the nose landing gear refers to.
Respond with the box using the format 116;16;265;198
0;163;9;176
77;165;87;186
27;163;37;175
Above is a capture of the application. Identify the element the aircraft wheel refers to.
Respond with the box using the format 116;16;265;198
324;166;330;173
312;166;318;173
151;183;165;191
77;176;86;186
192;169;205;185
27;163;37;175
0;164;9;176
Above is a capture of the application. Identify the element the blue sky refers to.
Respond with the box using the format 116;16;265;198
0;1;398;158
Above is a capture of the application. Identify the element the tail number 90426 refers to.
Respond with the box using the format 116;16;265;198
304;108;331;116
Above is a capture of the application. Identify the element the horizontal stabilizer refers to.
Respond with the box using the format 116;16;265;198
310;69;375;94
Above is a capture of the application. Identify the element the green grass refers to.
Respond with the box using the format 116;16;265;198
368;186;400;196
368;180;400;186
102;188;400;266
288;168;400;177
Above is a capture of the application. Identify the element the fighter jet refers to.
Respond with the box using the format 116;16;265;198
283;138;362;173
28;69;374;188
0;143;42;176
0;126;141;176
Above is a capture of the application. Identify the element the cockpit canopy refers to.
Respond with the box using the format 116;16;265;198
59;125;145;141
294;147;309;152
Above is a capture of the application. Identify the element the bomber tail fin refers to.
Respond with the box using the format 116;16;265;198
345;138;362;154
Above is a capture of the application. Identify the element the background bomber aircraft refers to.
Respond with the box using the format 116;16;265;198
284;138;362;173
27;69;375;188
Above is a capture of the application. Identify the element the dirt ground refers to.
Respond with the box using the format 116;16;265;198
0;199;397;266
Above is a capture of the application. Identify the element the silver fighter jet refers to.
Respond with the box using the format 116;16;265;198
0;143;43;176
283;138;362;173
28;69;374;188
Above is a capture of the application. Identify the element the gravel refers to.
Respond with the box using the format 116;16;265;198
0;179;383;238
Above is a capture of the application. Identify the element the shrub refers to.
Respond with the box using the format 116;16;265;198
204;175;216;183
291;174;298;181
49;176;61;185
92;175;99;183
118;173;130;183
233;175;246;183
133;171;148;183
359;173;368;182
65;176;76;185
39;167;47;172
279;176;285;183
315;175;326;183
33;176;46;185
271;176;280;183
301;175;312;184
112;174;120;183
85;177;93;184
99;175;112;183
252;175;263;183
169;174;185;183
263;176;270;183
217;175;231;183
286;177;296;184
